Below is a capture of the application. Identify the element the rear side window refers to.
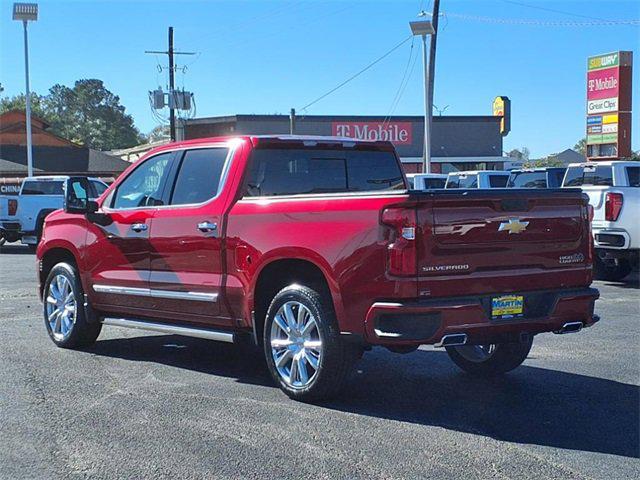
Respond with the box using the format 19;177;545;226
626;166;639;187
489;175;508;187
508;172;547;188
244;148;404;197
21;181;64;195
563;166;613;187
171;148;229;205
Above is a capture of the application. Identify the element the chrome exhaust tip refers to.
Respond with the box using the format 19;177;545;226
434;333;468;348
554;321;584;335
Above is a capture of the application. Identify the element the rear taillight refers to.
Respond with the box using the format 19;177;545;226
605;192;623;221
8;199;18;216
587;204;594;222
381;207;417;276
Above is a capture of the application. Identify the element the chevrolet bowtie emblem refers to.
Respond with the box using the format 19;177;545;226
498;218;529;234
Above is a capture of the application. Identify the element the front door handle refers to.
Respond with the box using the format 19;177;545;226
131;223;148;232
197;221;218;233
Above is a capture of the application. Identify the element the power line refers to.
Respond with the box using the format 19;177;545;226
384;38;418;125
500;0;612;22
300;35;413;112
444;12;640;26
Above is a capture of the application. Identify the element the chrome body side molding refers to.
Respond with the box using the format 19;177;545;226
101;317;234;343
93;284;218;302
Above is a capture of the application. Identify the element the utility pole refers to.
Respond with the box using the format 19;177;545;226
168;27;176;141
145;27;195;142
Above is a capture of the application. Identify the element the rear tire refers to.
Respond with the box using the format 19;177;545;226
594;257;632;282
446;337;533;376
263;284;360;402
43;262;102;348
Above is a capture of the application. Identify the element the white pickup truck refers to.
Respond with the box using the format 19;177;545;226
563;161;640;280
0;176;107;249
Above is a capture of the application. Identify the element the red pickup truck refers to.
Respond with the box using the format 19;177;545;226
36;136;599;401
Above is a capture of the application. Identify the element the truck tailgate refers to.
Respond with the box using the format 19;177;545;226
414;189;592;297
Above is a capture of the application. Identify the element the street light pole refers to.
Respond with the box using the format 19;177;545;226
420;33;430;173
13;3;38;178
410;20;435;174
22;20;33;177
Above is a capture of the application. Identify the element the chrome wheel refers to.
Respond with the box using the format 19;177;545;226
45;274;77;341
270;301;322;389
453;344;497;363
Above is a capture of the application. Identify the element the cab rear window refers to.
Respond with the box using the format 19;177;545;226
563;166;613;187
508;172;547;188
21;181;64;195
446;175;477;189
244;148;405;197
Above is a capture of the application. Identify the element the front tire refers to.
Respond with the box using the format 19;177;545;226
43;262;101;348
445;337;533;376
263;284;359;401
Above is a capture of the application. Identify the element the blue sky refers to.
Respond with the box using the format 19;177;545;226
1;0;638;157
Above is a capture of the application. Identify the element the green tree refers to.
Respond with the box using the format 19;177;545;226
574;138;587;156
0;92;53;122
144;124;170;143
0;79;141;150
524;155;565;168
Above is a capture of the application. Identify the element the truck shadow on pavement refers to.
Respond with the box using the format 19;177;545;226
86;335;639;459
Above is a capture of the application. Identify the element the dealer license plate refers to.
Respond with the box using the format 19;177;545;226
491;295;524;318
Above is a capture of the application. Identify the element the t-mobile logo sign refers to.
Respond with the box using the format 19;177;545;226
332;122;413;145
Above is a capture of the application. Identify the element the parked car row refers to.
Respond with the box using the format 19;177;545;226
0;176;107;248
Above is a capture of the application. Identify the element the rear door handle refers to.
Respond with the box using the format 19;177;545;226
197;221;218;233
131;223;148;232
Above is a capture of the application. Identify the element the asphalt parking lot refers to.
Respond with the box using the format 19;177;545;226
0;244;638;479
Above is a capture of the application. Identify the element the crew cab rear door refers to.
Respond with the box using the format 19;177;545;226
147;146;235;327
84;151;176;313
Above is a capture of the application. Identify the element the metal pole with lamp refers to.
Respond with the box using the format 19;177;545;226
12;3;38;178
410;20;435;173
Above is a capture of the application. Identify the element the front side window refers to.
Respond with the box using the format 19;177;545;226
170;148;229;205
112;152;173;209
90;180;108;198
244;148;404;197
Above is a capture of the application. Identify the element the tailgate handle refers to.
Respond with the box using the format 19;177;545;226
501;198;528;211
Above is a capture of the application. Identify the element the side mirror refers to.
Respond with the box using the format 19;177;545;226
64;177;91;214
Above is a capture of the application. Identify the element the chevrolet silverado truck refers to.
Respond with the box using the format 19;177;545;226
36;136;599;401
563;161;639;281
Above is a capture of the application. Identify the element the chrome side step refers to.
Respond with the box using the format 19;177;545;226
101;317;235;343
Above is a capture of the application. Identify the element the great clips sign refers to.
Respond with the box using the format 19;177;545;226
332;122;413;145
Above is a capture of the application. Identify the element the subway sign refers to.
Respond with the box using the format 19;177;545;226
332;122;413;145
586;51;633;160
